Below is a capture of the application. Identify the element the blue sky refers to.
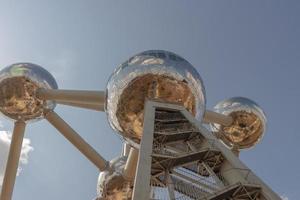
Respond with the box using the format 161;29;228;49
0;1;299;199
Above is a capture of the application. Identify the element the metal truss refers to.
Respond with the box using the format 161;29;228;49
132;101;281;200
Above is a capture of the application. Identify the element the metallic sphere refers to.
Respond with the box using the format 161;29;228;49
0;63;58;122
211;97;267;149
97;156;133;200
106;50;206;145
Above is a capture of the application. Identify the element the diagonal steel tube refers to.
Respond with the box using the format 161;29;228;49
123;147;138;180
0;121;26;200
45;111;108;171
37;89;105;105
203;110;233;126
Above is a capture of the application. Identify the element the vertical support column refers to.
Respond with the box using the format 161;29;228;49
149;187;155;200
123;147;139;180
166;170;175;200
122;142;131;157
132;101;156;200
0;121;26;200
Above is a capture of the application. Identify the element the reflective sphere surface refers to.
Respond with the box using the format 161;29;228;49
106;50;206;144
97;156;133;200
0;63;58;122
211;97;266;149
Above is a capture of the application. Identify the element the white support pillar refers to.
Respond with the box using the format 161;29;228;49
132;101;156;200
0;121;26;200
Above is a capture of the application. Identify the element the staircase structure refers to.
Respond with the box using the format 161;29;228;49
132;101;281;200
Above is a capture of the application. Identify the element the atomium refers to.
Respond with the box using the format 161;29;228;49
106;50;206;145
0;50;280;200
210;97;267;149
0;63;58;122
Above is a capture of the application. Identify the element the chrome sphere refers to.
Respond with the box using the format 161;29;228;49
97;156;133;200
0;63;58;122
211;97;267;149
106;50;206;144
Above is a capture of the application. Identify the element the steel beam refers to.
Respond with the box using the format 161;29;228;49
0;121;26;200
45;111;108;171
203;110;233;126
37;89;105;105
132;101;156;200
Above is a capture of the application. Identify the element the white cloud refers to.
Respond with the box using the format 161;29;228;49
0;129;33;190
281;195;288;200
